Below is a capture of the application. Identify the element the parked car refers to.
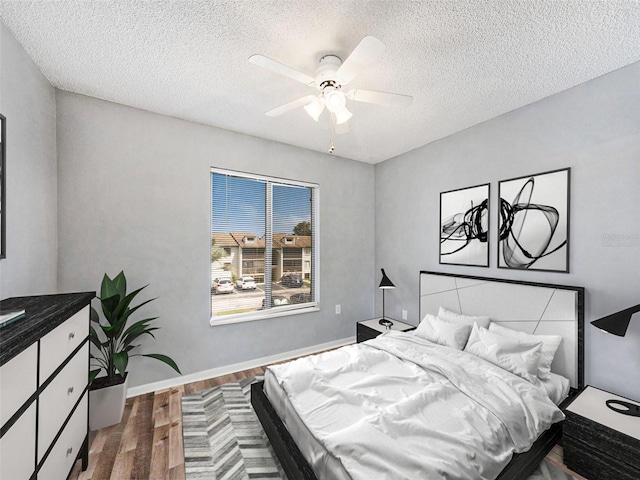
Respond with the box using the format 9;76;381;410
236;276;257;290
290;292;312;304
280;274;303;288
261;296;291;309
212;278;234;294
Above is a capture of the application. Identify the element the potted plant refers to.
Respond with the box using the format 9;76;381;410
89;271;180;430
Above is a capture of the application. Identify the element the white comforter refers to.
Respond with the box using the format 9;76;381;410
267;331;565;480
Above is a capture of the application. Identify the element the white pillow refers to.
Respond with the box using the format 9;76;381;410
464;323;543;383
438;306;491;329
415;314;473;350
488;323;562;380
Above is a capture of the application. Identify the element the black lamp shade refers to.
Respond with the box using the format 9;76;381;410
379;269;395;289
590;304;640;337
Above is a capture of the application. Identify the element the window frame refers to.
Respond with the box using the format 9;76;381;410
210;167;320;326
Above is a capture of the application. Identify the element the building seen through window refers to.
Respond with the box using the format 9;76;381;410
211;169;317;320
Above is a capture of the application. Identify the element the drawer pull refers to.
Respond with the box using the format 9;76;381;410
67;386;74;395
66;447;73;456
68;332;75;339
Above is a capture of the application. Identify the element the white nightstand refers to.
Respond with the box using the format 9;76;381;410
564;385;640;480
356;318;415;343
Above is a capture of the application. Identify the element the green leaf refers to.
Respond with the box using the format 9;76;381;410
140;353;181;374
105;313;131;340
120;319;158;346
100;322;127;339
89;329;105;349
100;293;121;323
122;344;138;353
90;306;100;323
114;284;144;309
89;369;101;384
100;273;119;301
112;270;127;300
112;286;149;324
113;351;129;377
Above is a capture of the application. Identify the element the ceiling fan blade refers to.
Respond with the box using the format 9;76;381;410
347;89;413;107
335;36;386;85
249;54;316;86
265;95;318;117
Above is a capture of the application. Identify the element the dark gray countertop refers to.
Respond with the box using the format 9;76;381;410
0;292;95;367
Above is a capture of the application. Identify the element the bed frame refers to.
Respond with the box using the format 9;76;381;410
251;271;585;480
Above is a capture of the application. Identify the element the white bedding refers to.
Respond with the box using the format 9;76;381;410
265;331;566;480
540;372;570;405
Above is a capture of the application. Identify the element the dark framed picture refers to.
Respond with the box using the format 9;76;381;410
0;114;5;259
498;168;570;272
439;183;490;267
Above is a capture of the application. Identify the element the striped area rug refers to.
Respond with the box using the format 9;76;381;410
182;377;286;480
181;377;577;480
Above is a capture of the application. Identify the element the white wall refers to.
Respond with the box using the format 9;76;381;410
375;61;640;401
55;91;376;388
0;22;58;298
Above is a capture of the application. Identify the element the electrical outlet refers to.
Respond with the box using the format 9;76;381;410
335;304;341;314
402;309;408;320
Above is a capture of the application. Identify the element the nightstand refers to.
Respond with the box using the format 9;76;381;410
356;318;415;343
564;386;640;480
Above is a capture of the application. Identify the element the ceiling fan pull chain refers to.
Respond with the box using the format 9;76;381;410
329;114;336;154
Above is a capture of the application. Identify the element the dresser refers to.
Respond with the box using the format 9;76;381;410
0;292;94;480
564;385;640;480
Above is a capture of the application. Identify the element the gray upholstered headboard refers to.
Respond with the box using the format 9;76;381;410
419;271;584;389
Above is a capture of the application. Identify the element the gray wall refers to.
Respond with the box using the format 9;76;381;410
55;91;375;388
4;16;639;399
375;61;640;401
0;22;58;298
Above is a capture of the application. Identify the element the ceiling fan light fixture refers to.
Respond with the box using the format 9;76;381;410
324;88;346;113
304;98;325;121
334;106;352;125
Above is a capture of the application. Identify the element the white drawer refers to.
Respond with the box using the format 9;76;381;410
37;393;87;480
39;305;89;384
0;343;37;427
0;403;36;480
38;343;88;461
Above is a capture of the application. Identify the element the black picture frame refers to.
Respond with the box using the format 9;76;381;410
498;168;570;272
0;114;5;259
439;183;490;267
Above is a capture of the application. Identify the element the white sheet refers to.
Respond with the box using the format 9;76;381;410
266;331;565;480
539;372;570;405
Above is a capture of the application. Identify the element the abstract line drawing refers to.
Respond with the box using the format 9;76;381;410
498;168;570;272
440;183;489;267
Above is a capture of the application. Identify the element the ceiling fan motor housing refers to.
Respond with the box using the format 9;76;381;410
316;55;344;88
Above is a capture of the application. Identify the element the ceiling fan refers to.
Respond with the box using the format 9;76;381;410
249;36;413;130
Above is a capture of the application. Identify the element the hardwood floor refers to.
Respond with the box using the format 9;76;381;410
68;367;265;480
69;365;586;480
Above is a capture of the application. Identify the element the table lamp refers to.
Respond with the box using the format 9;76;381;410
378;268;395;326
590;303;640;416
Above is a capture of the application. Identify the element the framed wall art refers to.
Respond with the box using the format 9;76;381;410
0;114;5;259
498;168;570;272
439;183;489;267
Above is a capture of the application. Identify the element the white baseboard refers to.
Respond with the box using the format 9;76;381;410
126;336;355;398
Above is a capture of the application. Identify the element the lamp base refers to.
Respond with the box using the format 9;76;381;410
606;399;640;417
378;319;393;329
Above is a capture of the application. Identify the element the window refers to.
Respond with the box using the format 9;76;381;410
210;168;318;324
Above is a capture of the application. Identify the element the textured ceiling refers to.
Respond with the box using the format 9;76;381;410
1;1;640;164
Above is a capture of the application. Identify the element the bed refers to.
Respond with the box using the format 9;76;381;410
251;271;585;479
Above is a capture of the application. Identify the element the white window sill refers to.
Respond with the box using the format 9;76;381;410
210;304;320;327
